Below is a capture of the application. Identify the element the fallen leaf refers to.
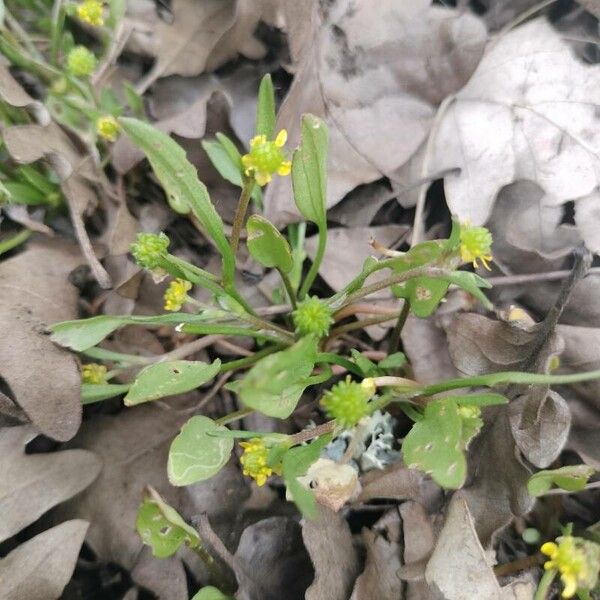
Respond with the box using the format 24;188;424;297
0;56;48;122
357;461;424;503
265;0;487;224
0;425;100;543
302;506;361;600
0;239;83;440
0;519;89;600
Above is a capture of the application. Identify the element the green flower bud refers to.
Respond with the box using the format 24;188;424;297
96;115;119;142
67;46;97;77
82;363;107;384
459;222;493;270
130;232;170;270
321;376;374;429
292;296;334;338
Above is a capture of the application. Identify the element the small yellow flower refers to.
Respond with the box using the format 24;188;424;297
77;0;104;26
96;115;119;142
239;438;276;486
241;130;291;186
82;363;107;384
541;536;600;598
163;278;192;312
459;221;493;270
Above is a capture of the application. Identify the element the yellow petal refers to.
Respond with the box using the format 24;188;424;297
277;160;291;176
255;172;271;186
250;134;266;148
275;129;288;147
561;574;577;598
541;542;558;557
241;154;252;167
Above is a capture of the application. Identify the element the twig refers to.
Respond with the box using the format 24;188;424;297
333;303;400;321
157;335;223;362
289;421;336;445
387;300;410;354
485;267;600;287
229;181;253;257
494;553;543;577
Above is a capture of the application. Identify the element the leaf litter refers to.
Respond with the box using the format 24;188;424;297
2;0;600;598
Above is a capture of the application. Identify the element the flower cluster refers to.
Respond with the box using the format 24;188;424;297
241;130;291;186
239;438;275;486
321;377;375;429
459;222;493;270
77;0;104;26
541;535;600;598
292;296;334;338
82;363;107;384
96;116;119;141
130;232;170;270
67;46;97;77
163;278;192;312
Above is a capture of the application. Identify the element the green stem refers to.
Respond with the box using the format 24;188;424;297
534;569;556;600
229;179;254;257
236;313;295;344
81;347;152;365
49;0;65;66
388;300;410;354
0;228;32;256
279;269;297;309
215;407;254;426
219;345;282;373
419;368;600;397
299;222;326;300
316;352;363;377
181;323;285;344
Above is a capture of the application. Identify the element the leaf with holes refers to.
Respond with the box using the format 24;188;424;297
246;215;293;273
527;465;596;497
234;336;319;418
136;486;200;558
403;398;466;489
119;117;235;285
124;359;221;406
168;416;233;486
292;115;328;228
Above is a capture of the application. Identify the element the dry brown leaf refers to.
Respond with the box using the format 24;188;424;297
350;510;403;600
0;56;48;121
357;461;424;503
302;506;361;600
0;426;100;543
0;239;83;440
265;0;487;225
0;519;89;600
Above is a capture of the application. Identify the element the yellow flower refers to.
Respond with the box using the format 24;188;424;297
163;278;192;312
241;130;291;186
82;363;107;384
459;221;493;270
96;115;119;141
239;438;275;486
541;536;600;598
77;0;104;26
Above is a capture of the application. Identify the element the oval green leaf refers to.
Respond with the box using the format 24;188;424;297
246;215;293;273
527;465;595;497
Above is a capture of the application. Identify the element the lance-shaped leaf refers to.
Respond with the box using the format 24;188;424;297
82;383;131;404
527;465;596;497
168;416;233;486
233;336;319;418
256;74;276;139
119;117;235;284
136;486;200;558
124;359;221;406
292;115;328;227
246;215;293;273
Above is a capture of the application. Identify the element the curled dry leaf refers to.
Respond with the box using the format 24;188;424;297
357;461;424;503
0;519;89;600
0;239;83;441
265;0;487;224
0;56;48;122
302;506;361;600
0;425;100;543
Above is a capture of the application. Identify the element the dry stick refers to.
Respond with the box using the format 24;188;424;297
229;181;253;257
214;339;254;357
485;267;600;287
494;553;544;578
333;303;400;321
289;421;336;445
387;299;410;355
329;312;401;338
157;335;223;362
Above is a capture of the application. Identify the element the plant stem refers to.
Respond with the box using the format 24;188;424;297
329;312;401;338
190;544;231;594
229;179;254;256
316;352;364;377
279;269;297;309
215;407;254;426
299;222;327;300
533;569;556;600
236;313;295;344
49;0;65;66
387;300;410;354
289;420;336;445
0;228;32;256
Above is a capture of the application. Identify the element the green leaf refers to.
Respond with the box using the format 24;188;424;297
3;181;46;205
452;393;508;407
124;359;221;406
378;352;407;370
282;435;331;519
81;383;130;404
123;82;145;118
403;398;466;489
256;74;276;138
49;313;211;352
292;114;328;227
191;587;233;600
235;336;319;418
168;416;234;486
136;486;200;558
350;349;381;377
118;117;235;285
527;465;596;497
399;277;450;318
246;215;293;273
442;271;492;311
